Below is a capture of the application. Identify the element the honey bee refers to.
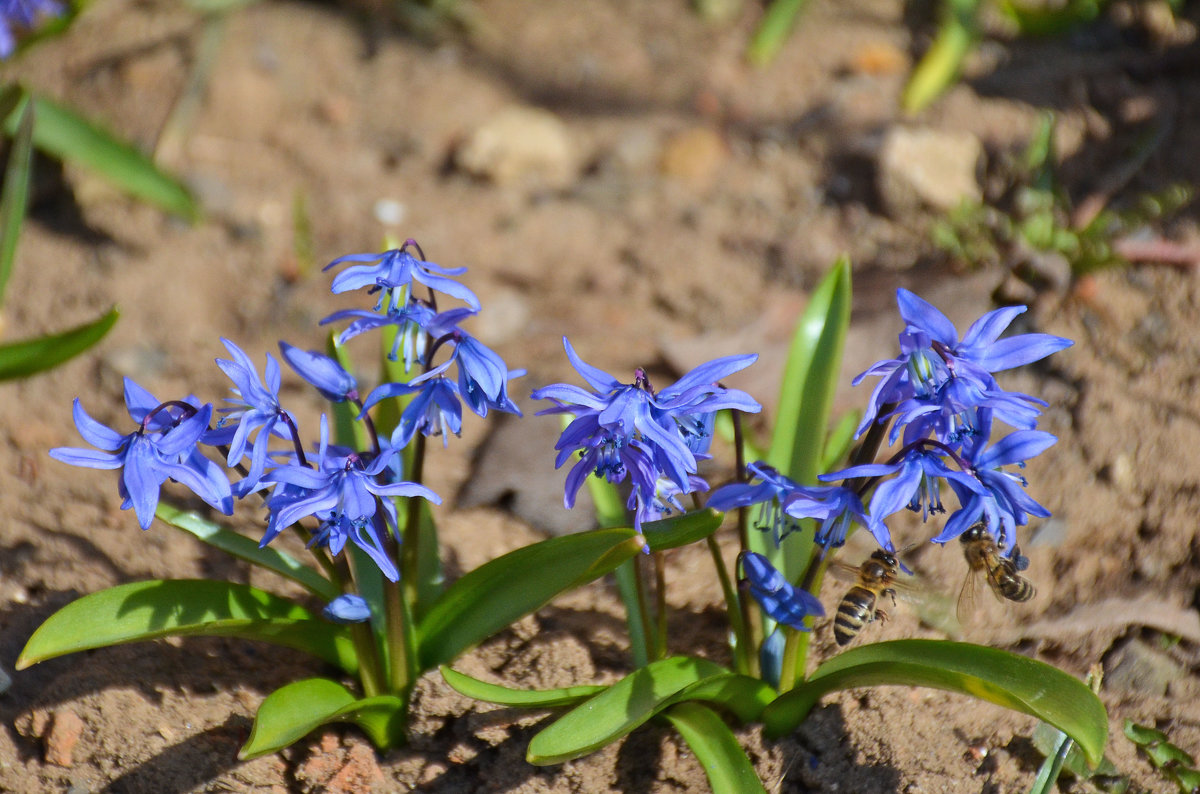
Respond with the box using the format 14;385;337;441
833;549;902;646
957;522;1035;624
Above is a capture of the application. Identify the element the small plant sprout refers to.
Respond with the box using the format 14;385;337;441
442;257;1109;793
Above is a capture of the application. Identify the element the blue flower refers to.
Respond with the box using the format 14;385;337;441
215;338;295;494
323;594;371;624
826;446;986;530
739;552;824;631
279;342;358;402
360;366;464;449
854;289;1072;441
324;244;481;311
261;416;441;580
936;414;1057;552
782;484;885;551
707;462;809;545
555;415;660;510
50;379;233;530
0;0;63;58
321;300;436;369
630;473;708;533
533;338;759;500
446;331;523;418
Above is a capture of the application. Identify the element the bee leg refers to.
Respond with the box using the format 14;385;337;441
886;588;897;608
875;609;890;623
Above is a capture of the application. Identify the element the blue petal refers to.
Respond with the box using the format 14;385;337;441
562;338;621;393
322;594;371;624
896;289;957;345
970;334;1074;373
70;399;127;451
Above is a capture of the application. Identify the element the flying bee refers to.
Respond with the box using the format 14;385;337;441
832;549;902;646
957;522;1036;625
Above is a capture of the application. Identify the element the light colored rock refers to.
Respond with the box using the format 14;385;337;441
878;126;983;216
659;126;728;193
456;106;578;189
45;709;85;767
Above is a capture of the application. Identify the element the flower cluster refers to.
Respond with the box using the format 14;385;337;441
825;289;1070;553
50;240;522;591
532;339;761;530
703;290;1069;627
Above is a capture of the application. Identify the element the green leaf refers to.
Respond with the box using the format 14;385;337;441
155;503;339;601
901;0;982;114
440;665;606;708
17;579;358;675
0;306;118;380
762;639;1108;767
417;527;645;670
0;91;33;303
527;656;729;765
239;677;405;759
6;93;199;221
820;410;860;472
746;0;813;67
762;256;851;576
1032;721;1121;782
662;702;767;794
641;509;723;552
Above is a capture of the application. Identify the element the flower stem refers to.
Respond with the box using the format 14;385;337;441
706;535;756;676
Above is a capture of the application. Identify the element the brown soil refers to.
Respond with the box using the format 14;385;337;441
2;0;1199;791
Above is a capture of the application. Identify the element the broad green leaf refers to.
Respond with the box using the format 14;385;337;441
0;306;118;380
0;92;33;303
641;509;722;552
762;639;1108;766
5;93;198;221
17;579;358;675
762;256;851;576
746;0;813;67
820;410;860;472
527;656;728;765
901;0;981;114
417;527;645;669
440;665;606;708
239;677;405;759
662;702;767;794
155;503;339;601
675;672;775;724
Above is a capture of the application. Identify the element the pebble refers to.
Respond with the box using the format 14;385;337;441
877;125;983;216
0;665;10;696
455;106;578;189
372;199;407;226
659;126;728;193
45;709;85;767
1104;637;1187;696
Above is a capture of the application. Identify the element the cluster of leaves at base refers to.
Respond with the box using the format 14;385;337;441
932;113;1192;281
1124;720;1200;794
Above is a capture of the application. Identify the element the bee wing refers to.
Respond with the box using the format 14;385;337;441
956;567;984;626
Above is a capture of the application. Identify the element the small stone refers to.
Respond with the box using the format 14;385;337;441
878;126;983;216
1104;637;1187;696
659;126;728;193
456;106;578;189
372;199;407;226
0;664;10;696
44;709;85;767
